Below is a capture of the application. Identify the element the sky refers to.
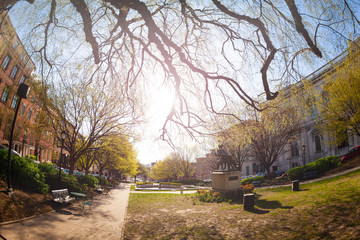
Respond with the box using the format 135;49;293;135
7;0;360;167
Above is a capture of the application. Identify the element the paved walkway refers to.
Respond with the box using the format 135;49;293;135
0;183;130;240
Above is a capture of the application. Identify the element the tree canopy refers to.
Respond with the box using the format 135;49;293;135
314;46;360;145
2;0;360;142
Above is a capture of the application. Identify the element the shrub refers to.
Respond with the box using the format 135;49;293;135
136;181;153;185
287;166;304;181
159;182;182;186
253;176;265;182
25;155;37;161
38;162;58;177
97;176;109;186
241;184;255;193
11;157;49;194
241;177;254;185
315;158;331;172
323;155;340;169
304;162;317;173
61;175;85;192
78;174;99;188
194;189;228;203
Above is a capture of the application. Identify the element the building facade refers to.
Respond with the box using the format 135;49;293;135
198;43;360;177
0;12;56;162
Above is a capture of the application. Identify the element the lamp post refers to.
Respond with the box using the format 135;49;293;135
58;131;67;181
302;145;306;166
7;83;29;194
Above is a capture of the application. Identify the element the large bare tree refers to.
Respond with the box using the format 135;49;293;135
49;78;140;174
1;0;360;142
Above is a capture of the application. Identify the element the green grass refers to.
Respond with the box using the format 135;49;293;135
124;169;360;240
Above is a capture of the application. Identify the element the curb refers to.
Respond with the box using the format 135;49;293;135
0;209;57;226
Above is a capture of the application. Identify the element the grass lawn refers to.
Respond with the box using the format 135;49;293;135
123;169;360;240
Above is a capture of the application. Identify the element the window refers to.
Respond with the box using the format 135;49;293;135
290;140;299;157
33;114;38;124
27;62;32;69
1;86;10;102
38;101;41;108
32;96;36;103
13;41;19;49
10;66;18;79
11;95;18;109
20;103;26;116
27;109;32;121
1;55;11;70
315;135;322;153
24;56;29;65
19;75;26;84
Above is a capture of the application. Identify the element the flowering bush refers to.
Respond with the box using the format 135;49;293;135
194;189;228;203
241;184;254;194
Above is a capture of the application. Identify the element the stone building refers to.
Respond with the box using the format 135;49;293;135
198;43;360;177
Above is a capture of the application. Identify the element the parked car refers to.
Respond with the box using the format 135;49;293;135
241;175;254;180
0;144;21;157
341;145;360;163
255;172;266;177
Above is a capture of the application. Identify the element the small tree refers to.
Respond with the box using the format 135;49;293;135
314;46;360;145
248;99;300;178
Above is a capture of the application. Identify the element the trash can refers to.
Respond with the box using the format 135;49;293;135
292;180;299;191
243;193;255;211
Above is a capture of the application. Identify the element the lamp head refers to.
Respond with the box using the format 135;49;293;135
61;131;67;140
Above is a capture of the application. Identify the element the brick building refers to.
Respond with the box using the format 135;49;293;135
0;12;56;162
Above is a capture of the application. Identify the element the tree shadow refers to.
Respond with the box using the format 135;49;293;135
246;208;270;214
55;209;73;215
255;199;293;210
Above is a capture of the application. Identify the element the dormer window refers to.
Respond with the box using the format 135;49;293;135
13;41;19;49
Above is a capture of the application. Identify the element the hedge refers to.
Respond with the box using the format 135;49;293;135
287;155;340;180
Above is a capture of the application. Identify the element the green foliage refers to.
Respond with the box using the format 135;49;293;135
61;175;85;192
0;149;8;178
160;182;182;186
25;155;37;161
304;162;317;173
97;176;109;186
241;177;254;185
11;156;49;194
136;181;153;185
287;166;304;181
78;174;99;188
194;189;229;203
38;162;58;176
288;155;341;180
253;176;265;182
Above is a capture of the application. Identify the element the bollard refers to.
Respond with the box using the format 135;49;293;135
243;193;255;211
180;186;184;194
292;180;299;191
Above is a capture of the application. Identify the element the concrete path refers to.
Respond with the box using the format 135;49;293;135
0;183;130;240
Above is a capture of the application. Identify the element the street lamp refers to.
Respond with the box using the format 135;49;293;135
58;131;67;181
302;145;306;166
7;83;29;195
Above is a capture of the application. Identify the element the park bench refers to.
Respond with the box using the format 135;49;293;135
52;189;75;203
96;185;103;192
302;170;318;180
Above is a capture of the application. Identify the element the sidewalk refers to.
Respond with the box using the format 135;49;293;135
257;165;360;189
0;183;130;240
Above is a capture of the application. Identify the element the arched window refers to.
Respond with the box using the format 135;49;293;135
291;139;299;157
315;135;322;153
